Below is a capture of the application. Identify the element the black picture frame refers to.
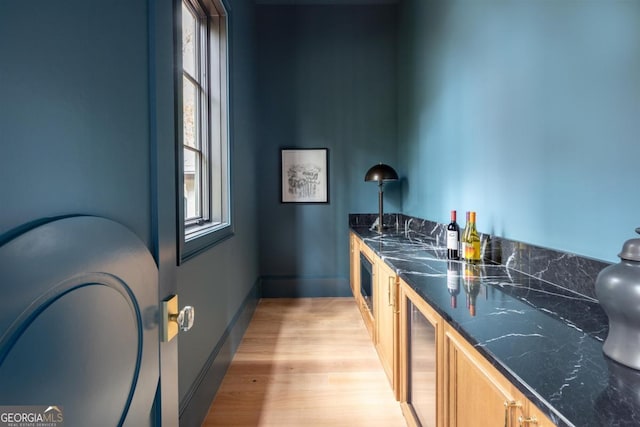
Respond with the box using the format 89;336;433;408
280;148;329;204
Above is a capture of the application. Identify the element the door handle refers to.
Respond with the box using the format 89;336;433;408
162;295;195;342
388;276;396;307
504;401;522;427
173;305;195;332
518;416;538;426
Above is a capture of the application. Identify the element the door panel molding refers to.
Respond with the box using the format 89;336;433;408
0;216;159;426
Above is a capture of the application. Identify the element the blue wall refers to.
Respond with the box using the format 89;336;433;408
177;0;260;411
256;5;401;296
398;0;640;263
0;1;152;243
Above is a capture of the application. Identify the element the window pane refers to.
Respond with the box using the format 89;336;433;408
184;148;201;219
182;3;196;78
183;76;198;149
180;0;231;258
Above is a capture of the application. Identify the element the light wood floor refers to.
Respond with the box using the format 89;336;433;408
203;297;407;427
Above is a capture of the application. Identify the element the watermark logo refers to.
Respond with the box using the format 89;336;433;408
0;406;64;427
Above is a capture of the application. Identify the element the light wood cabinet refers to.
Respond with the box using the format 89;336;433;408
443;325;519;426
397;278;556;427
375;259;398;396
352;235;376;342
443;324;555;427
399;279;444;427
352;233;555;426
349;233;398;395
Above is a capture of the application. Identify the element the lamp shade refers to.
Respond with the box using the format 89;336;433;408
364;163;398;182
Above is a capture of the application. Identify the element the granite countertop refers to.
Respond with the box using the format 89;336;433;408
351;225;640;427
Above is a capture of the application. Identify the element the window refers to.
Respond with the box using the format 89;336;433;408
179;0;231;261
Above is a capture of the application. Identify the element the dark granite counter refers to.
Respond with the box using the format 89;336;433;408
350;220;640;427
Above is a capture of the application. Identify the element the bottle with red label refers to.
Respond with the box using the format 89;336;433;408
446;210;460;260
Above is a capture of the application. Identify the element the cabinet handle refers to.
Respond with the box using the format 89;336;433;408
504;401;522;427
388;276;394;307
392;279;399;313
518;416;538;426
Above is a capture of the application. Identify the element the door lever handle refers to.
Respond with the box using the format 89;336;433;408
162;295;195;342
171;306;195;332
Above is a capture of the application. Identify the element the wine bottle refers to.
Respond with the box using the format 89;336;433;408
463;211;481;262
446;210;460;260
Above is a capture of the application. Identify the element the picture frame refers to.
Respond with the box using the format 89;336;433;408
281;148;329;204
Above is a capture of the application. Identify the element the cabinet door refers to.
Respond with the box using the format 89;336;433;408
444;326;519;427
349;233;360;298
359;243;376;342
399;280;443;427
376;260;398;395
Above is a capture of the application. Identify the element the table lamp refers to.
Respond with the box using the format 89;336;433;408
364;163;398;233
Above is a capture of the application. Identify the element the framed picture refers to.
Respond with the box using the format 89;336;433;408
281;148;329;203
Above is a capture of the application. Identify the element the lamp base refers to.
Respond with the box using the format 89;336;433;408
369;217;394;232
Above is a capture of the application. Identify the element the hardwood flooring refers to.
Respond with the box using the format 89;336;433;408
202;298;406;427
